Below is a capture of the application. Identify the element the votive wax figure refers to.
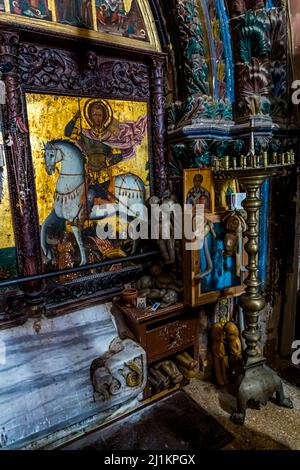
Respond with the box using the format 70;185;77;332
65;99;147;212
211;322;228;386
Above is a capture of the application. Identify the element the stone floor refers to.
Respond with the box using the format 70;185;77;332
61;390;232;450
184;378;300;450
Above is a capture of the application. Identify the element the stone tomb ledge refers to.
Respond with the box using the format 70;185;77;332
0;304;146;450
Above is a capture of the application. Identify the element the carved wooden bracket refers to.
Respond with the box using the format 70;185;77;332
18;46;150;100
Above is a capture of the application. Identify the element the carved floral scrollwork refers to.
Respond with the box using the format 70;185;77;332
269;8;286;62
270;62;287;117
238;58;271;96
231;0;288;121
150;57;168;196
238;10;270;63
236;58;271;115
112;62;149;98
170;139;244;171
176;0;208;96
45;266;142;311
168;94;233;131
268;7;287;118
19;45;80;90
18;45;150;99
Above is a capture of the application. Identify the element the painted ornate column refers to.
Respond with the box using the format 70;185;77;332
228;0;288;128
0;31;43;323
227;0;297;300
167;0;234;172
150;56;168;196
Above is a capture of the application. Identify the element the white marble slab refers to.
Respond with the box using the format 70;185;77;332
0;303;145;449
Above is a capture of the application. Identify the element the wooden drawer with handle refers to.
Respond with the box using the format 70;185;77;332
146;319;196;363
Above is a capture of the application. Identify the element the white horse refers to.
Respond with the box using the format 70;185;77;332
41;139;146;266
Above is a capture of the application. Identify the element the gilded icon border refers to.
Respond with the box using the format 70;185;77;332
0;0;161;52
26;93;151;274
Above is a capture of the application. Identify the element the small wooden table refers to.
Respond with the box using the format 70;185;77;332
113;301;199;399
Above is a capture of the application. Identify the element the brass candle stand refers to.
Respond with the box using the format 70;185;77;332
215;152;294;425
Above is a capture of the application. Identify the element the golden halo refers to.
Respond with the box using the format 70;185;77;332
84;99;113;129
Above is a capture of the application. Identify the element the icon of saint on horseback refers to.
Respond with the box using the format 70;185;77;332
64;98;147;214
41;98;148;267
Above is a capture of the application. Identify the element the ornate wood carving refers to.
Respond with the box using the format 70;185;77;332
236;58;271;116
0;292;27;331
231;2;288;122
176;0;208;96
44;265;142;314
0;31;42;277
167;95;233;132
0;23;168;322
18;46;150;99
150;56;168;196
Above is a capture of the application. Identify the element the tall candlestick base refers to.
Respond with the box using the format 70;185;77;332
231;361;293;425
220;167;293;425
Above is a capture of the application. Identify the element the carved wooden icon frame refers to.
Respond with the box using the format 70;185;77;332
183;169;244;307
0;18;167;317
